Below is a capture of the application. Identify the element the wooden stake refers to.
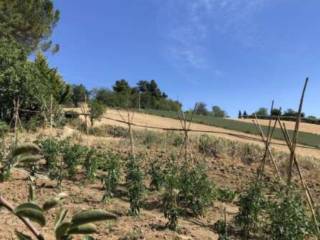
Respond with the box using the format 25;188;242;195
287;78;308;186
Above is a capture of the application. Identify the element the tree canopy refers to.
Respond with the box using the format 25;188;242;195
0;0;60;53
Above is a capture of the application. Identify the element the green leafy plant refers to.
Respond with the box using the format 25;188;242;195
217;188;237;203
0;192;116;240
0;143;43;182
269;188;312;240
148;159;165;191
162;164;180;231
214;219;230;240
178;163;215;216
235;182;265;238
84;148;98;182
61;141;87;179
38;138;61;179
126;157;144;216
102;151;121;201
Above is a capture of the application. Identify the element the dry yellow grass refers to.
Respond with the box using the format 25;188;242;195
236;118;320;135
91;109;320;158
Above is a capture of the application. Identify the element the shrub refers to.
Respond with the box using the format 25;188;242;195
89;100;105;126
269;188;312;240
178;163;215;216
198;135;224;158
162;164;180;230
61;141;87;178
235;182;265;238
148;159;165;191
84;148;99;182
38;138;61;179
217;188;237;203
214;219;230;240
126;157;144;216
102;151;121;201
0;121;9;137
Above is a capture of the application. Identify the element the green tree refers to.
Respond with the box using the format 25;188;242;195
195;102;208;115
212;106;226;118
0;0;60;53
271;108;282;116
71;84;88;107
89;100;105;126
113;79;130;93
255;107;268;117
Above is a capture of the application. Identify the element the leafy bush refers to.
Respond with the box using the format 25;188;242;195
235;182;265;238
84;148;99;182
38;138;61;178
178;163;215;216
269;189;312;240
61;140;87;178
214;219;230;240
0;121;9;137
162;164;180;230
148;159;165;191
198;135;225;158
102;151;121;201
126;157;144;216
89;100;105;126
217;188;237;203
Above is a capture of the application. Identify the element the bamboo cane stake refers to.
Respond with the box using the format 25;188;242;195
287;78;308;185
252;117;281;181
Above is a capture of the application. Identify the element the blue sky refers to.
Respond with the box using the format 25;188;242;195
48;0;320;117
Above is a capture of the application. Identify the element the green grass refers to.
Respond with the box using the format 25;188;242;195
141;109;320;149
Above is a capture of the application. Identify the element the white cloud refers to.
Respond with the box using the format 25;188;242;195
163;0;267;69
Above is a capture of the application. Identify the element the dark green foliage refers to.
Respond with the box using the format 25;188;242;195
269;189;311;240
162;164;179;231
89;100;105;126
194;102;209;115
61;141;87;178
0;0;60;53
148;160;165;191
212;106;227;118
178;164;215;216
235;182;265;238
217;188;237;203
38;138;60;179
0;121;9;137
71;84;88;107
84;149;99;182
0;40;70;123
92;79;181;111
214;220;229;240
126;157;144;216
102;151;121;201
